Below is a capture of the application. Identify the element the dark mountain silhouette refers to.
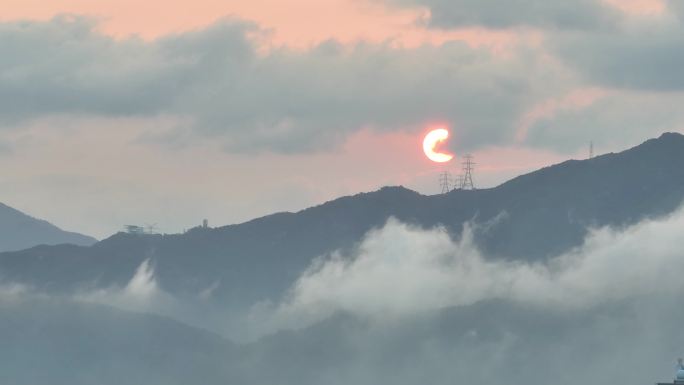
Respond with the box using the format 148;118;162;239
1;133;683;307
0;203;96;252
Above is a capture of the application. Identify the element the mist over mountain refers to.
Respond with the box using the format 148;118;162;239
0;203;96;252
2;133;684;385
1;296;680;385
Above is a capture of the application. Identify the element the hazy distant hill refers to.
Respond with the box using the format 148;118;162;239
1;297;678;385
1;133;683;306
0;300;241;385
0;203;96;252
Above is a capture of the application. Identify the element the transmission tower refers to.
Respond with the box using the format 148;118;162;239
461;154;476;190
453;175;464;191
439;171;453;194
589;141;594;159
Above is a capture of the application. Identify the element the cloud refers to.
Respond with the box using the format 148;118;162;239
552;18;684;91
259;207;684;332
3;12;684;157
501;4;684;151
390;0;620;30
387;0;684;92
75;259;176;313
522;90;684;152
0;15;569;153
0;15;182;121
0;283;32;301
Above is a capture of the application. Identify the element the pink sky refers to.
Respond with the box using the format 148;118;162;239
1;0;665;45
0;0;524;49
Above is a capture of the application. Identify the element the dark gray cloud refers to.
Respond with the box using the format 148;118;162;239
0;16;183;120
483;3;684;151
553;21;684;91
387;0;684;93
3;11;683;156
0;15;567;153
525;91;684;153
391;0;619;30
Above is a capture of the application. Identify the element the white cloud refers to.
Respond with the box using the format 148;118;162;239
259;207;684;332
75;259;176;313
0;283;32;302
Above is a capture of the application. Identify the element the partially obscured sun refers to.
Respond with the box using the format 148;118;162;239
423;128;454;163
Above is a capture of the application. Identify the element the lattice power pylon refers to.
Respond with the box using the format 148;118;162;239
453;175;464;191
439;171;453;194
460;154;476;190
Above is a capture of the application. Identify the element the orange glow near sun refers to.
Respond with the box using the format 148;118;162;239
423;128;454;163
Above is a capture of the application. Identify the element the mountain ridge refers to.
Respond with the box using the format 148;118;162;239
0;202;97;252
1;132;683;309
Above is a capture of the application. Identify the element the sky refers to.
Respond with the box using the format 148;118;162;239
1;0;683;238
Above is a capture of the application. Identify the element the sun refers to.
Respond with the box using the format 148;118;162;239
423;128;454;163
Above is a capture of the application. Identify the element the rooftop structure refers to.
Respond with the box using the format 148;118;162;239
124;225;146;235
123;224;160;235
